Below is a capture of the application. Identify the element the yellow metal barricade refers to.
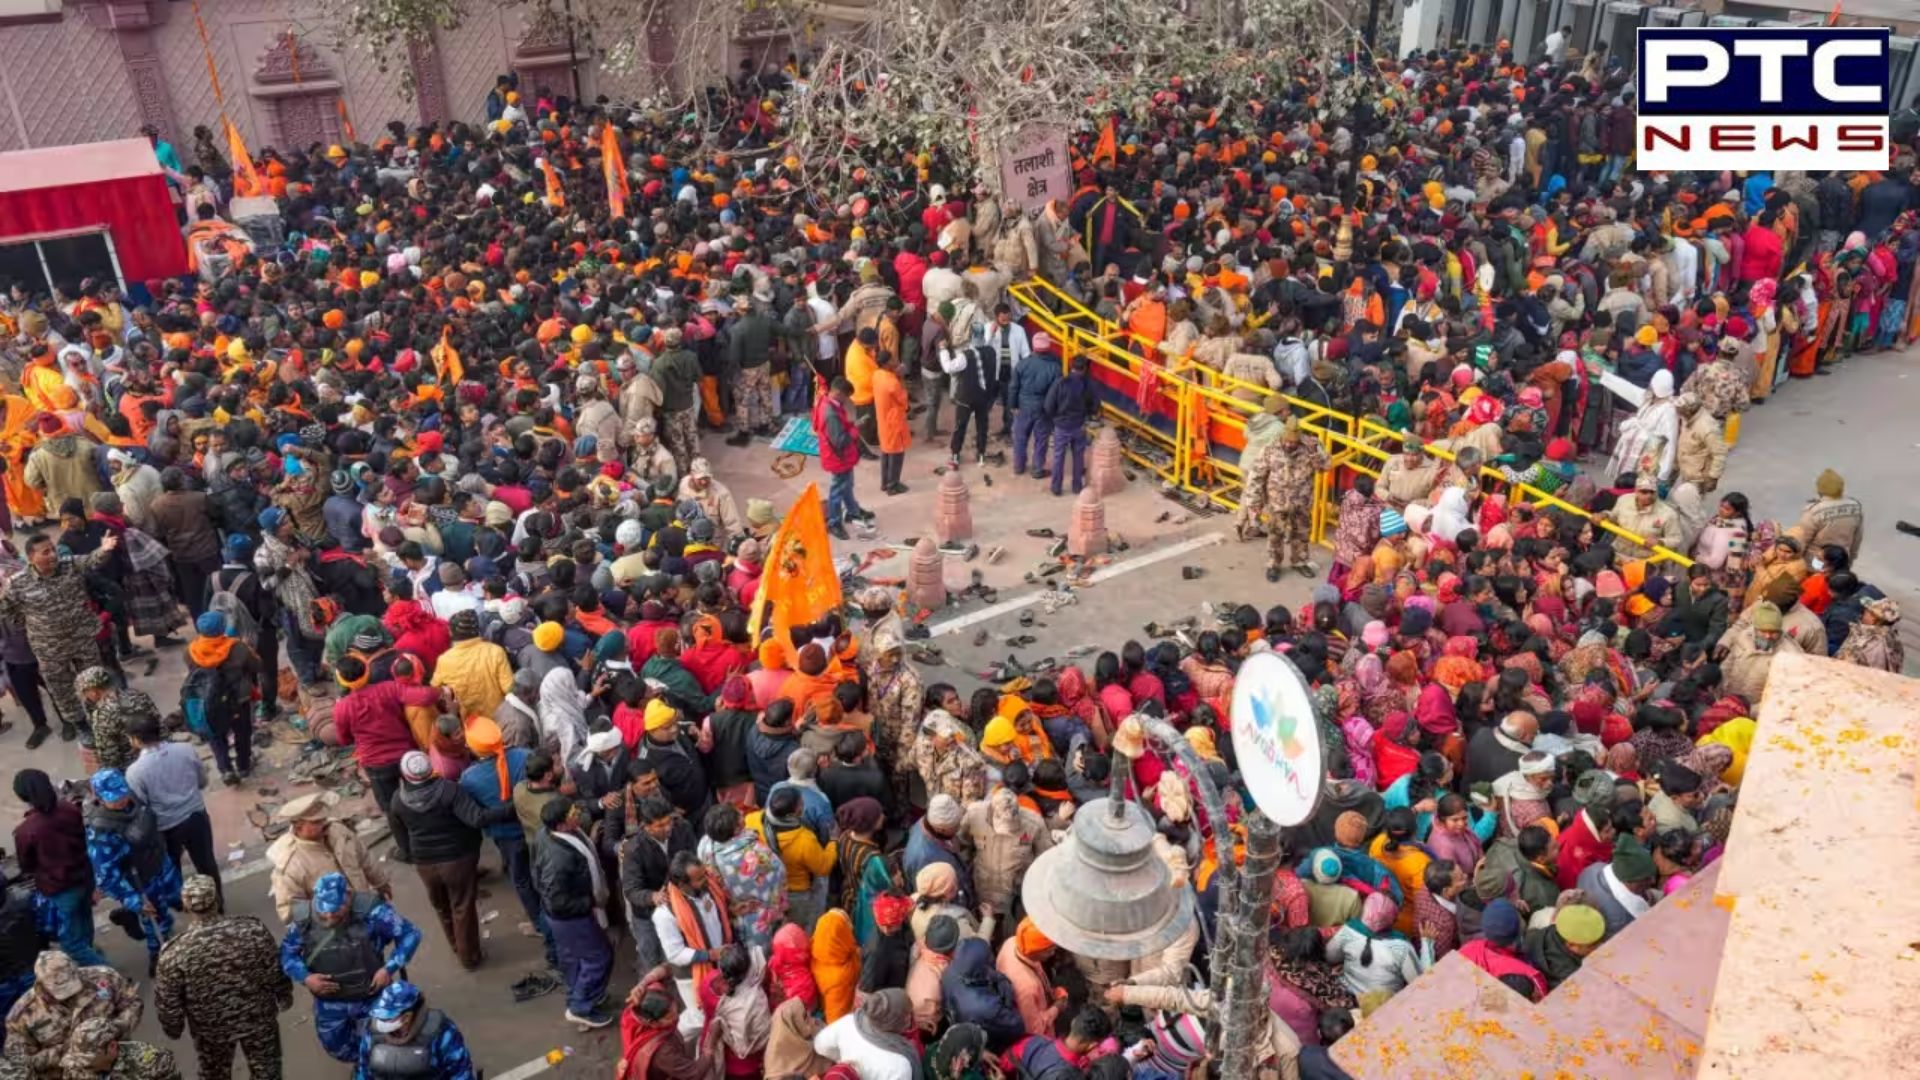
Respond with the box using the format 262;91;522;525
1009;279;1692;569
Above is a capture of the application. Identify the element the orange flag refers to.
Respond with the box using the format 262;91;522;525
225;118;264;198
746;484;842;647
1092;116;1118;166
432;325;464;387
1825;0;1842;23
601;123;629;220
337;98;357;144
540;157;565;209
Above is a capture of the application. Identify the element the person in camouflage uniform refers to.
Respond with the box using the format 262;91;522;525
914;709;989;805
864;624;923;811
55;1019;178;1080
73;671;156;776
0;535;117;741
154;876;289;1080
1;952;141;1080
1259;416;1330;580
80;769;179;975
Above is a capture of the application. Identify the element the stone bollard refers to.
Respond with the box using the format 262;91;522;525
935;469;972;543
906;537;949;612
1068;485;1109;557
1088;428;1128;496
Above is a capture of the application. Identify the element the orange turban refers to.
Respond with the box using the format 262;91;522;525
758;638;789;671
322;309;346;330
463;717;511;799
1015;917;1054;957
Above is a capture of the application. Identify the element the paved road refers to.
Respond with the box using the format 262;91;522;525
1715;340;1920;662
9;338;1916;1078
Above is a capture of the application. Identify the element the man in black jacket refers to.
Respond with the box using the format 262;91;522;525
940;341;1000;468
1671;565;1730;649
744;699;800;807
389;751;515;971
818;730;889;808
1044;355;1098;496
633;702;711;820
534;798;613;1029
617;795;698;974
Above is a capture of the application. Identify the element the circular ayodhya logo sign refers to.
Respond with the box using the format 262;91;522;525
1230;650;1324;826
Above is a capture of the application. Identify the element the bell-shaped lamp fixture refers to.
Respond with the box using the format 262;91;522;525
1019;795;1192;960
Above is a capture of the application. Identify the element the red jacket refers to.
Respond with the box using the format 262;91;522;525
333;681;422;768
1457;939;1546;999
1554;807;1613;889
812;395;860;475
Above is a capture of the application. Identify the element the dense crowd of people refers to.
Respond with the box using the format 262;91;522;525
0;24;1916;1080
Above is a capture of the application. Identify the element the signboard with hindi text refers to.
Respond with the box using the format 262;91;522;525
997;124;1070;214
1229;651;1324;826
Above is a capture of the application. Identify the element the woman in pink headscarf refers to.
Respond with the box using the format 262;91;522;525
1055;665;1111;751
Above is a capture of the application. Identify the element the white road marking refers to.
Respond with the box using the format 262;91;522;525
925;531;1227;638
491;1057;555;1080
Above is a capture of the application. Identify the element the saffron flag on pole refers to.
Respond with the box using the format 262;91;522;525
540;157;565;209
1825;0;1843;23
1092;116;1118;166
745;483;843;647
432;325;464;387
224;118;264;198
337;99;357;144
601;123;629;220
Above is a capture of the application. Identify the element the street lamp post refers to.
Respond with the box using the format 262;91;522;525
1022;714;1282;1078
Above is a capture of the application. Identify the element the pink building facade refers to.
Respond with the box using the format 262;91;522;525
0;0;822;153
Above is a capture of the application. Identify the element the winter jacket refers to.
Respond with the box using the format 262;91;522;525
618;817;698;921
390;776;514;864
903;821;972;906
943;344;1001;408
428;638;515;720
332;681;427;769
1043;372;1096;431
939;938;1026;1050
24;435;104;516
957;802;1052;916
652;348;700;412
812;394;860;475
208;482;267;539
1011;353;1061;413
147;489;220;562
0;886;47;980
747;812;836;893
534;829;598;920
745;723;800;806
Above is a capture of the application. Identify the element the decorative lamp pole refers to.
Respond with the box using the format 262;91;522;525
1023;652;1321;1079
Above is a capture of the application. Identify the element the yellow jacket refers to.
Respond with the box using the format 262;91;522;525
429;637;515;721
746;811;837;892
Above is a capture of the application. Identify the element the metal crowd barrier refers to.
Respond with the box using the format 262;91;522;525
1009;277;1694;569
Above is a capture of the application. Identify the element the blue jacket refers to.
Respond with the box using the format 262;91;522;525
1616;345;1663;389
1008;1035;1085;1080
903;821;973;906
459;750;530;841
1044;373;1097;431
940;938;1026;1049
1011;354;1061;412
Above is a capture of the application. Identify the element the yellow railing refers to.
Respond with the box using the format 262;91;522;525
1009;277;1694;569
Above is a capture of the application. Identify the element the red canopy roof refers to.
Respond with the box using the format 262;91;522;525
0;138;164;195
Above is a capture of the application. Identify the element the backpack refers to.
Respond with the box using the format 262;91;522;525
179;666;219;738
208;571;259;642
